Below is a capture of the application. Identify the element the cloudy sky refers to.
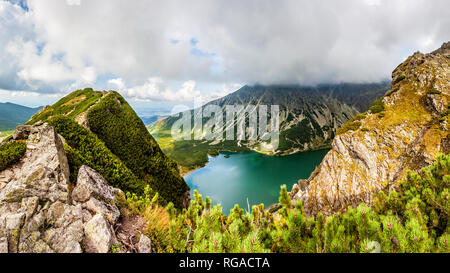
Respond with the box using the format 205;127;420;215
0;0;449;109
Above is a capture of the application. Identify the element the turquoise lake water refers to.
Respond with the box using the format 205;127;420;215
184;150;328;213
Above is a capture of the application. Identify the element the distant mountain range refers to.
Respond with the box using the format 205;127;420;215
149;82;390;173
0;102;41;131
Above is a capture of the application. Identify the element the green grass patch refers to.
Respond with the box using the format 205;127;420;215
336;113;366;135
27;88;103;125
385;87;400;97
336;121;362;135
0;130;13;142
427;89;442;95
393;75;406;85
0;141;26;171
369;98;385;114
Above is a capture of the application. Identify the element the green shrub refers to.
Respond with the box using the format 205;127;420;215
47;115;161;200
0;141;26;171
427;89;442;95
385;87;400;97
393;75;406;85
26;88;103;125
86;92;189;208
336;121;362;135
369;98;385;114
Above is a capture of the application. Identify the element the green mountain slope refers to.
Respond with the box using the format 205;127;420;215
0;102;40;130
150;83;389;174
27;88;189;209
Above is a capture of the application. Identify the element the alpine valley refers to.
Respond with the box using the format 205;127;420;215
149;82;389;174
0;42;448;254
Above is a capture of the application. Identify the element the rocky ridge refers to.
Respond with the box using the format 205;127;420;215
0;123;151;253
291;42;450;216
26;88;190;209
150;83;388;173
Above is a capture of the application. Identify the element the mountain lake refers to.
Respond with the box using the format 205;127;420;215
184;149;329;213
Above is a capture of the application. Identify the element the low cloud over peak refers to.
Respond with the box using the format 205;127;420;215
0;0;449;104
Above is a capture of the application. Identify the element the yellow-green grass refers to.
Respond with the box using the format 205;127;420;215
0;130;13;142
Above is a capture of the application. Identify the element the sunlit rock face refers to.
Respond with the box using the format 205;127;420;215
292;42;450;216
0;123;149;253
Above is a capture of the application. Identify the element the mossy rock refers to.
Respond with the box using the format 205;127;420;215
393;75;406;85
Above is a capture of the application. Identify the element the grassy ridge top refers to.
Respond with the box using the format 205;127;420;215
27;88;103;125
28;88;189;209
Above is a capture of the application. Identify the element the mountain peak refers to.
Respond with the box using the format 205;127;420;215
291;42;449;216
26;88;190;209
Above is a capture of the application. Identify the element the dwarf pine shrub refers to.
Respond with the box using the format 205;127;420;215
369;98;385;114
87;92;188;208
123;153;449;253
0;141;26;171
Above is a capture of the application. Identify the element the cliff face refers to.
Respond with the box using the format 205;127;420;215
0;123;152;253
292;42;450;216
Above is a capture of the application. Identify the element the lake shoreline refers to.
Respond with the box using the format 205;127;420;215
184;149;329;212
182;147;331;178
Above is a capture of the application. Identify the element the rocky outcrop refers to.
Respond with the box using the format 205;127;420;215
292;42;450;216
0;123;151;253
137;234;152;253
72;165;121;225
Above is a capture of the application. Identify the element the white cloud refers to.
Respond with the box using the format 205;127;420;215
66;0;81;6
108;77;241;103
0;0;449;103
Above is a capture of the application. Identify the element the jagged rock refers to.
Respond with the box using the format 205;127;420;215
72;165;121;224
137;234;152;253
426;93;446;115
0;237;7;253
0;123;148;253
289;184;300;199
292;42;449;216
83;214;113;253
5;213;25;230
12;125;32;140
41;201;84;253
0;123;70;204
182;190;191;209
